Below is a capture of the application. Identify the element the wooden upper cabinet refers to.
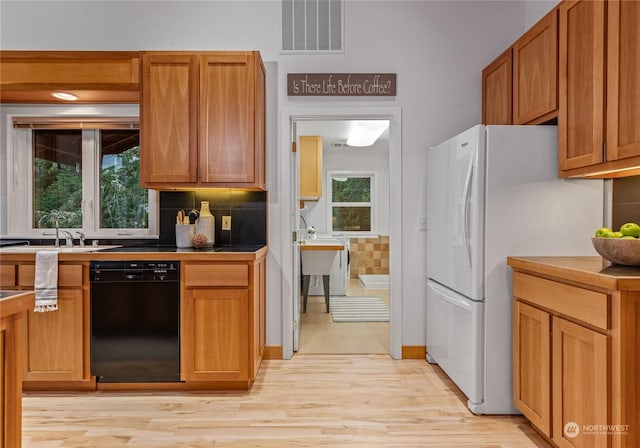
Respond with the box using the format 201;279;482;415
606;0;640;163
0;51;140;103
140;51;266;189
299;136;323;201
482;48;512;125
200;53;264;185
558;0;606;173
513;8;558;124
140;53;199;185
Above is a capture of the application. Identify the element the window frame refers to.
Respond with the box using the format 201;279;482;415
5;106;158;239
327;170;376;235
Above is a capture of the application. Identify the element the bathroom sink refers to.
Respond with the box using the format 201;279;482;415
300;238;344;275
0;245;121;253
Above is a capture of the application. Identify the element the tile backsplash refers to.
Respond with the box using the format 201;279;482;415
349;235;389;279
159;190;267;246
612;176;640;229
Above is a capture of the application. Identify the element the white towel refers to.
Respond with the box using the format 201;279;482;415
34;250;58;312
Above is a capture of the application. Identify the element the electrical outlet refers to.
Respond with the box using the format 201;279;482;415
222;215;232;231
420;217;428;231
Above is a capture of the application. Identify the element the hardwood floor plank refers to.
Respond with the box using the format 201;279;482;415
23;355;550;447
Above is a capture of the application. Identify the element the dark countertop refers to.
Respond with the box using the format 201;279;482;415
0;245;268;262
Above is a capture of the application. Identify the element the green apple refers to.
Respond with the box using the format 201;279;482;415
595;227;613;237
611;231;624;238
622;236;638;239
620;222;640;237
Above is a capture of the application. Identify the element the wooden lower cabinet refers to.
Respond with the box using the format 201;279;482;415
514;298;610;447
182;288;250;381
1;252;267;392
509;260;639;448
552;317;608;448
513;301;551;436
1;292;34;448
23;289;85;382
181;257;266;388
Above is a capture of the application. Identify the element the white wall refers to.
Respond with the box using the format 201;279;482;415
524;0;560;28
0;0;538;349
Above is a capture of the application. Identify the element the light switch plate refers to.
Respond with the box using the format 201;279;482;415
222;215;232;231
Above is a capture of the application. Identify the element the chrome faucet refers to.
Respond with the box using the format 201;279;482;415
76;231;86;247
60;230;74;247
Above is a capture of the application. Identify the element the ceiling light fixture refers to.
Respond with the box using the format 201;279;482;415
346;120;389;147
51;92;79;101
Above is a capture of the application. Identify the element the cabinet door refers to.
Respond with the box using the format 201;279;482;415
513;9;558;124
552;317;608;448
23;289;84;381
558;0;606;171
606;0;640;162
182;288;249;381
140;53;199;185
482;48;512;125
299;135;323;201
200;53;262;185
513;301;551;437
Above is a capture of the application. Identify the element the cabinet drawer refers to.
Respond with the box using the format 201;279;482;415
1;264;17;287
512;272;608;330
184;264;248;287
18;264;84;288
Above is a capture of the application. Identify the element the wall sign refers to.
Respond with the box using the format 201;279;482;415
287;73;397;97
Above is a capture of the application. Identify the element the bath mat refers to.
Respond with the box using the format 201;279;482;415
329;296;389;322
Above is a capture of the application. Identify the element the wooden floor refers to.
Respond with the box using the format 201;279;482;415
23;355;551;447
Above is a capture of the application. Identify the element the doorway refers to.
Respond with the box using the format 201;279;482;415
279;106;402;360
295;119;391;354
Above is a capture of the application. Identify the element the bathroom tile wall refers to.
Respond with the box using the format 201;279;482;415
612;176;640;230
349;235;389;279
159;190;267;246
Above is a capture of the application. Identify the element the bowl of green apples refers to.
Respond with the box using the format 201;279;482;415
592;222;640;266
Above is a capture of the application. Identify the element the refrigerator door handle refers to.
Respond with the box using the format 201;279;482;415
463;161;473;269
428;281;473;312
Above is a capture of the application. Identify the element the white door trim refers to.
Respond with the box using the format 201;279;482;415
279;105;402;360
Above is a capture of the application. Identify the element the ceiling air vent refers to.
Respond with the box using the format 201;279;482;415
330;140;347;148
282;0;344;53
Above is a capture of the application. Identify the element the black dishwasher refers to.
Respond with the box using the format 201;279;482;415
90;261;180;383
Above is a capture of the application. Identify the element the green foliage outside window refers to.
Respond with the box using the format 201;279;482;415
33;158;82;228
32;128;147;230
332;177;371;202
331;176;372;232
100;145;148;228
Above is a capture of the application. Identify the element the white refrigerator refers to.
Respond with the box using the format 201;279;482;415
425;125;603;414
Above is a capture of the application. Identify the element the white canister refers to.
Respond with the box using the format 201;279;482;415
196;201;215;247
175;224;195;248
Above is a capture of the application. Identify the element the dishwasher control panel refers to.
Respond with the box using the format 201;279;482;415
90;261;179;282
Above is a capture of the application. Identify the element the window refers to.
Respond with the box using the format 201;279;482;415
7;108;157;238
328;172;375;233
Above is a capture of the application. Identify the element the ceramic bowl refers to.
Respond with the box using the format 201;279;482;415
591;237;640;266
